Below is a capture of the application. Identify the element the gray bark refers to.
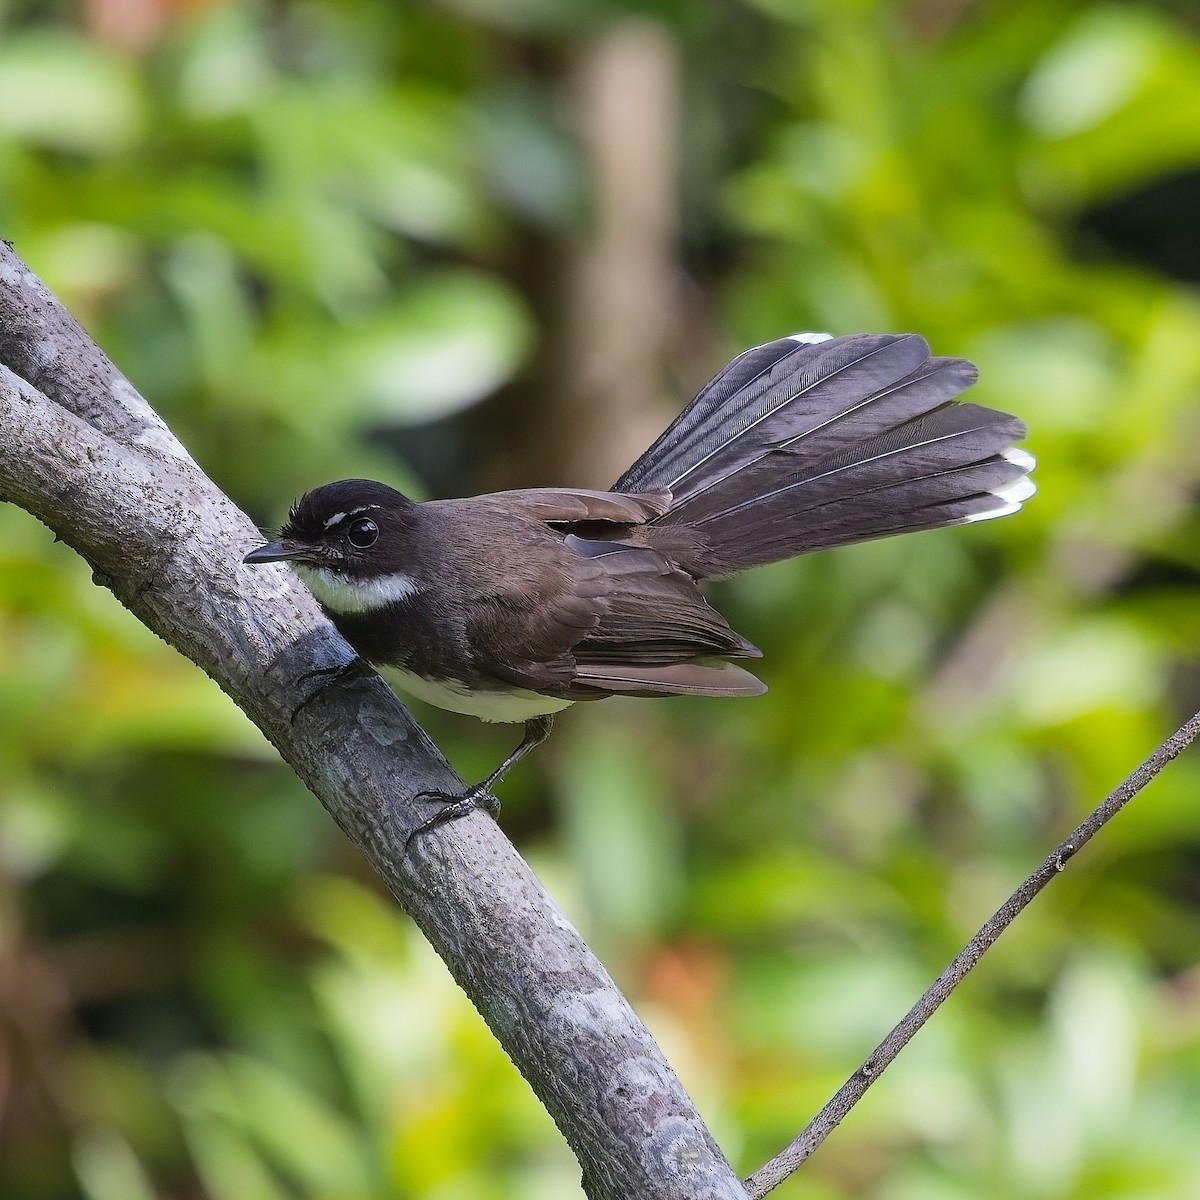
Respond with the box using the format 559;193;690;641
0;242;747;1200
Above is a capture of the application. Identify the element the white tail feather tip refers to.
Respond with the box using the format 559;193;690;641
965;498;1023;523
1002;447;1036;472
788;331;834;344
990;476;1037;505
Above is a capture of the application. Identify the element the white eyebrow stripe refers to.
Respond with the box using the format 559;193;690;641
322;504;379;530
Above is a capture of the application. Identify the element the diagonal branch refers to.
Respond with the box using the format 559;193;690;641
744;708;1200;1198
0;246;192;463
16;233;1187;1200
0;246;748;1200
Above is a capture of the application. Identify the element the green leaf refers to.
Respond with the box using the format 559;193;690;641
0;32;142;155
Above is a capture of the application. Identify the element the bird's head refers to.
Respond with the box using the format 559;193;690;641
243;479;421;613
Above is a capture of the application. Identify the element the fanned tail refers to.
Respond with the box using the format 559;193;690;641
615;332;1035;578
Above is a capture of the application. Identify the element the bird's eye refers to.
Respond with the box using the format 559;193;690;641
346;518;378;548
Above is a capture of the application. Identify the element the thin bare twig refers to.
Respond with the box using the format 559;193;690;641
745;708;1200;1197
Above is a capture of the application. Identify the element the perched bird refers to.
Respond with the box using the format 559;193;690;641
245;332;1034;831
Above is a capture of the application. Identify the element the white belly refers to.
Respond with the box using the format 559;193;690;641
377;664;574;723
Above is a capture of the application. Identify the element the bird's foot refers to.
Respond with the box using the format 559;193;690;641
403;716;554;852
406;785;501;851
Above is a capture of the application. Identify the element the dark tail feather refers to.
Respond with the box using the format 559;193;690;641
615;332;1035;578
572;659;767;698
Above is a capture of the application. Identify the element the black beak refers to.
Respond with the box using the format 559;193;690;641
243;539;312;565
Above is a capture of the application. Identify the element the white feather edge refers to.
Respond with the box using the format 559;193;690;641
964;449;1037;523
1002;447;1036;472
377;664;572;722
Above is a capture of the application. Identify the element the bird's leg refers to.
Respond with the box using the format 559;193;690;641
289;656;373;724
406;714;555;849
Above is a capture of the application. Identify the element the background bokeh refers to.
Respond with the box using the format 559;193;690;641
3;1;1200;1197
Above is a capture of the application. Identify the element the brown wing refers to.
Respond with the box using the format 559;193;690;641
430;488;763;700
561;537;764;698
472;540;763;700
571;659;766;697
477;486;672;525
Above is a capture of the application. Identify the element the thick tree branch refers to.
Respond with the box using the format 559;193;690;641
0;248;192;463
745;709;1200;1197
0;245;747;1200
17;235;1189;1200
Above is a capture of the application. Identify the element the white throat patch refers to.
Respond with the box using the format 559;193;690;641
293;564;420;614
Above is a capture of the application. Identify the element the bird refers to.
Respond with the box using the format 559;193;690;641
244;331;1034;834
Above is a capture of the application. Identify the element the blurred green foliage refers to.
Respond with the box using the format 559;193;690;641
3;1;1200;1197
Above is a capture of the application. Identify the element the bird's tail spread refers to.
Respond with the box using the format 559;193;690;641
614;332;1034;578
